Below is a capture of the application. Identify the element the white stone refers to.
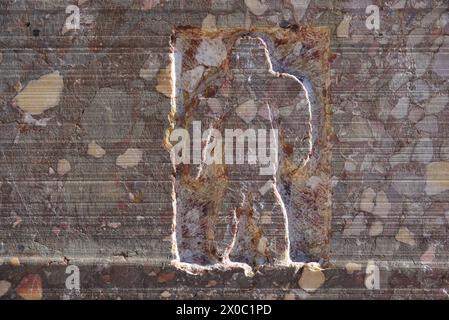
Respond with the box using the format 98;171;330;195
395;227;416;246
244;0;268;16
306;176;322;190
87;141;106;158
336;15;352;38
425;94;448;115
343;214;367;236
298;263;325;292
236;99;258;124
139;54;161;81
416;115;438;133
57;159;71;176
345;262;362;274
207;98;222;114
390;145;413;167
408;106;424;123
344;160;357;172
432;36;449;79
202;14;217;30
116;148;143;169
0;280;11;298
389;72;410;92
13;71;64;115
291;0;311;23
411;52;432;77
373;191;391;218
181;66;205;93
195;38;227;67
391;96;409;119
406;28;425;48
412;138;433;163
23;113;52;127
360;188;376;213
369;221;383;237
350;116;373;141
425;162;449;195
440;140;449;161
410;79;430;103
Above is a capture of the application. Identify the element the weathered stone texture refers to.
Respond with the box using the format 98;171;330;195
0;0;449;299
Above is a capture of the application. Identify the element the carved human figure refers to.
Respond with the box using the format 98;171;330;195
171;35;312;268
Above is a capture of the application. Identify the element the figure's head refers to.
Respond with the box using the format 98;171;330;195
230;36;271;74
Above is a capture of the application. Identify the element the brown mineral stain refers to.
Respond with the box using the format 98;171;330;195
157;272;175;283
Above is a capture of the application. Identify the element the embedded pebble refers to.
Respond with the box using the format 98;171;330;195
181;66;205;93
195;38;227;67
395;227;416;246
236;99;258;123
369;221;384;237
432;37;449;78
373;191;391;218
139;53;162;81
141;0;160;11
336;15;351;38
87;141;106;158
408;106;424;123
410;79;430;103
13;71;64;115
0;280;11;298
416;115;438;134
425;95;448;115
291;0;311;22
244;0;268;16
359;188;376;213
406;28;425;48
412;52;432;77
57;159;71;176
207;98;222;114
156;66;173;98
392;171;425;197
440;140;449;161
420;244;436;265
425;161;449;195
412;138;433;163
298;263;325;292
345;262;362;274
390;145;413;167
202;14;217;30
116;148;143;169
389;72;410;92
9;256;20;266
343;214;366;236
391;96;409;119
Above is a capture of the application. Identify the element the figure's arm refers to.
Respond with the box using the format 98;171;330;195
269;75;312;171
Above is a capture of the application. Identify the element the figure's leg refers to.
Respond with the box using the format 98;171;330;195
214;181;243;263
227;181;290;267
175;182;219;265
254;181;291;265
